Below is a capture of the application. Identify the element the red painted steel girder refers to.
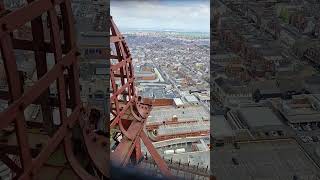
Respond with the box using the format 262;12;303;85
0;1;107;179
109;16;172;178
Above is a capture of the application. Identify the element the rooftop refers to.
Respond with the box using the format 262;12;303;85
276;94;320;123
157;121;209;136
250;80;281;94
173;98;184;106
212;139;320;180
211;115;234;138
148;106;209;123
140;87;176;99
184;95;199;103
237;106;284;128
215;77;251;95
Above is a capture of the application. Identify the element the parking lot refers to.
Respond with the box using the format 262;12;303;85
299;135;320;144
290;123;320;132
287;122;320;144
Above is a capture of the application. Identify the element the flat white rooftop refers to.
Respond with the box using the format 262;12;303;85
148;106;209;123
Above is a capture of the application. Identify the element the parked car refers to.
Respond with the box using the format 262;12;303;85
305;125;312;131
270;131;279;137
311;124;318;130
277;131;284;136
291;124;297;130
302;125;312;131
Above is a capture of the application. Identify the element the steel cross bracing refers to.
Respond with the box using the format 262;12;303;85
0;1;108;179
109;16;172;178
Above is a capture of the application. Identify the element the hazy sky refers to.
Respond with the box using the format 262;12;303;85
111;0;210;32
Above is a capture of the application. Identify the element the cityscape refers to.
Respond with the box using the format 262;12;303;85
110;0;211;179
126;29;210;176
212;0;320;179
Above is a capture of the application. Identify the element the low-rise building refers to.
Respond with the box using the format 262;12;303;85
274;94;320;125
213;77;252;107
237;106;286;136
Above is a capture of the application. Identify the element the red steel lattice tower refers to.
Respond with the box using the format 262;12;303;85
0;0;171;179
0;0;108;179
109;16;172;178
